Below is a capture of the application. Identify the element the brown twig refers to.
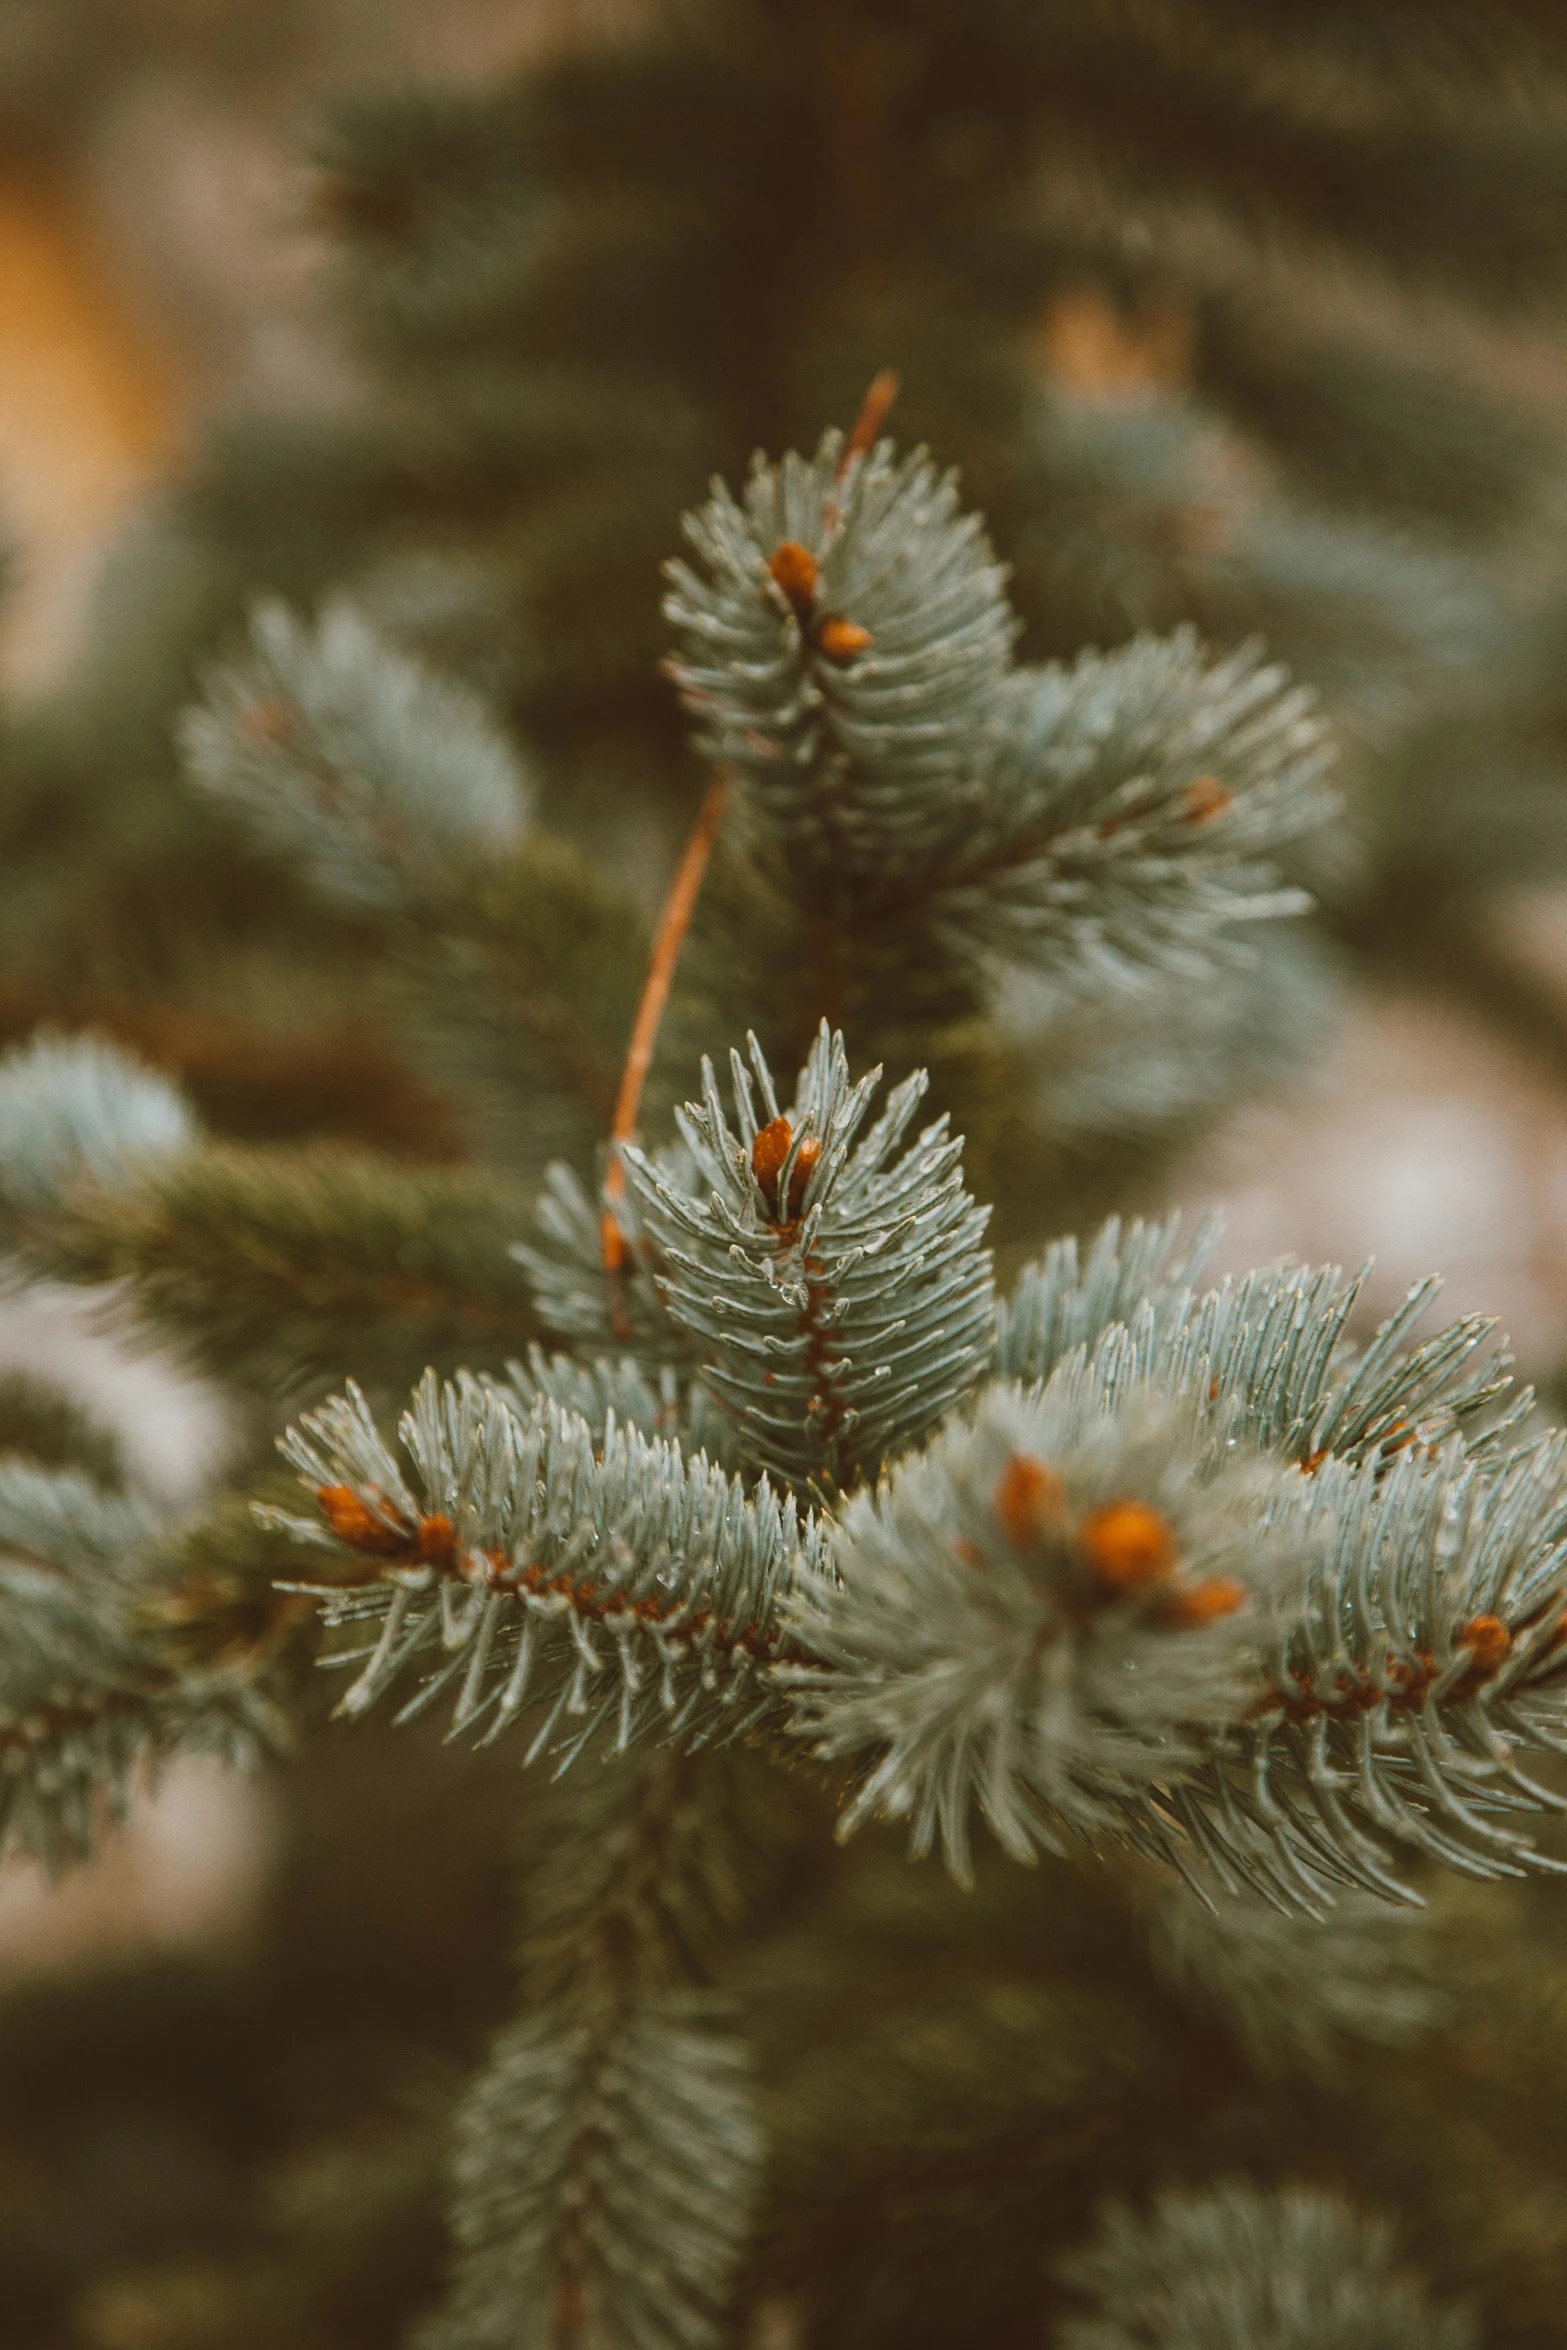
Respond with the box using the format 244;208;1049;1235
837;367;900;474
600;771;732;1279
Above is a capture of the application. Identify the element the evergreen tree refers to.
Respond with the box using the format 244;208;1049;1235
8;8;1567;2348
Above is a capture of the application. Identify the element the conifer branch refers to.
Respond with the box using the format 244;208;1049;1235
419;1757;762;2350
1057;2182;1474;2350
181;599;532;909
1171;1438;1567;1909
268;1371;823;1758
18;1145;539;1393
1001;1222;1525;1471
1146;1877;1446;2077
0;1459;288;1868
0;1031;196;1231
622;1027;995;1492
783;1370;1288;1885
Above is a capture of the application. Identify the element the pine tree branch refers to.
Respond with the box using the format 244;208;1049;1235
268;1370;822;1757
1056;2181;1474;2350
622;1028;995;1492
17;1144;540;1393
419;1755;763;2350
0;1458;291;1868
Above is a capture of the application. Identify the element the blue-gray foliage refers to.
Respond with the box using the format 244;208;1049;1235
1057;2181;1474;2350
181;597;532;908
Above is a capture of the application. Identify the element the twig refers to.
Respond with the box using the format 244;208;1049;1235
600;771;732;1278
837;368;900;474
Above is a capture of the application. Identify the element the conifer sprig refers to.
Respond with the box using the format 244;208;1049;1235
1002;1221;1524;1470
268;1370;824;1761
0;1460;286;1867
621;1026;995;1492
665;435;1017;876
665;437;1333;998
783;1370;1290;1885
419;1757;762;2350
181;598;532;909
1172;1438;1567;1908
1057;2182;1474;2350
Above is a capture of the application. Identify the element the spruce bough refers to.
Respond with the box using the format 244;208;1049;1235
2;421;1538;2345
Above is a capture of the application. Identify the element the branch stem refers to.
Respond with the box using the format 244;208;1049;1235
601;772;731;1271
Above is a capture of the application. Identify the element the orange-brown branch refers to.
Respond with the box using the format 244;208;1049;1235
600;771;731;1276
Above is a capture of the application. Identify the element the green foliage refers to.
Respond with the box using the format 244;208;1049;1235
1057;2181;1474;2350
13;7;1567;2318
623;1028;995;1491
667;439;1333;994
785;1367;1291;1883
0;1030;196;1226
0;1456;286;1868
420;1759;761;2350
17;1143;538;1394
1145;1878;1446;2077
395;833;647;1183
181;599;533;911
1175;1437;1567;1907
268;1370;824;1757
0;1371;125;1487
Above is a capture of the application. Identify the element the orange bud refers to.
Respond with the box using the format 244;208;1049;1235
417;1513;459;1562
1161;1574;1246;1627
242;698;296;744
1457;1613;1511;1678
768;540;819;617
318;1485;407;1552
750;1118;819;1221
1079;1499;1178;1591
995;1454;1066;1547
751;1115;794;1203
1182;774;1232;823
785;1134;821;1217
815;617;873;661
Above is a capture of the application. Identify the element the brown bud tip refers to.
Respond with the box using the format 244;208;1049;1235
768;540;819;618
242;698;296;744
1079;1499;1178;1590
815;617;874;662
995;1453;1066;1548
1458;1613;1512;1678
417;1513;459;1562
1182;774;1232;823
1161;1574;1246;1627
785;1134;821;1218
318;1484;405;1552
1300;1447;1329;1475
751;1115;794;1208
